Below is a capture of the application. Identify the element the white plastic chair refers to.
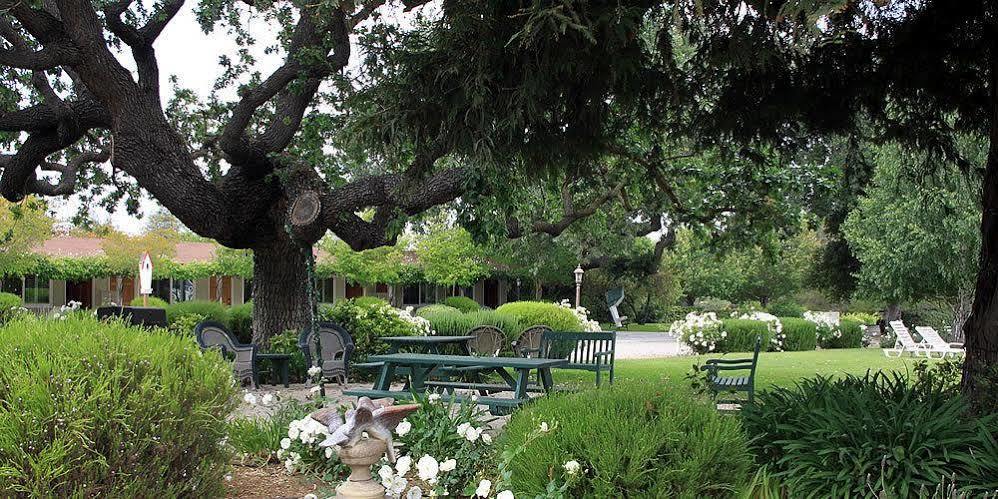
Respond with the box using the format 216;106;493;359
914;326;965;358
883;321;930;358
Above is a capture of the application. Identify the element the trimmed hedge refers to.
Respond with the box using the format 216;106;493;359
128;296;168;308
165;300;229;326
780;317;817;351
499;383;752;497
441;295;480;313
720;319;772;352
496;301;582;331
416;304;461;317
228;301;254;343
420;309;523;342
0;315;237;496
826;319;864;349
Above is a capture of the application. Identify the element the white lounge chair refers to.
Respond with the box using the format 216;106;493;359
883;321;930;358
914;326;965;358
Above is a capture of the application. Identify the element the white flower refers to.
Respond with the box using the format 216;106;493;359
475;479;492;498
428;393;441;403
456;422;471;437
280;438;291;450
310;385;322;394
284;458;295;473
304;495;317;499
439;459;456;472
416;455;439;482
464;427;481;442
395;455;413;476
481;433;492;444
308;365;322;377
406;487;423;499
379;465;395;483
539;422;549;432
563;460;581;475
387;476;408;496
496;491;514;499
288;425;300;440
276;449;286;459
325;447;334;459
261;393;274;406
396;419;412;436
243;392;257;405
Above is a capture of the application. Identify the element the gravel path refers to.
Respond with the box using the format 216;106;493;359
614;331;683;359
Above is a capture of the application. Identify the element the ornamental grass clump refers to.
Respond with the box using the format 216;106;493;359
0;315;237;497
419;309;524;343
496;301;584;332
498;383;752;498
741;372;998;497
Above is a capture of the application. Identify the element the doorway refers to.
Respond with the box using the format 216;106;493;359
66;280;93;309
484;279;500;309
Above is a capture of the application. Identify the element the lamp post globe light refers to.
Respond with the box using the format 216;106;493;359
574;265;584;308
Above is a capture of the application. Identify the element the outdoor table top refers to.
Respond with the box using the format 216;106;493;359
380;335;475;344
368;353;567;369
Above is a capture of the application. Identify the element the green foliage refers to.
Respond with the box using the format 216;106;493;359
415;228;490;287
741;373;998;497
352;296;390;308
421;310;524;344
767;299;804;318
319;299;422;362
720;319;772;352
165;300;229;326
0;197;52;278
442;296;480;313
0;316;236;496
227;399;313;466
496;301;582;331
826;319;864;349
319;238;405;285
167;312;205;337
416;304;461;317
264;329;306;382
499;383;752;497
841;142;981;308
0;292;23;324
842;312;880;325
128;296;168;308
779;318;817;351
228;301;254;343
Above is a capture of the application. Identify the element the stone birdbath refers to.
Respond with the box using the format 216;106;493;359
311;397;419;499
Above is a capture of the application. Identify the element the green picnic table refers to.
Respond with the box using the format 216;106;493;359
382;335;475;354
344;353;567;415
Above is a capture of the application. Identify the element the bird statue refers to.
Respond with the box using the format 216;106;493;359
310;397;419;463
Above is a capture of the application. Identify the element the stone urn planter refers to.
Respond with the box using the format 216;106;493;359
335;437;388;499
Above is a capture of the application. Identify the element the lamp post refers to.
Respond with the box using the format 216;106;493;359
573;265;584;308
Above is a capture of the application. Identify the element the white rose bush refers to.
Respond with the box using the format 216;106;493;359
671;312;725;354
557;300;601;332
735;311;785;351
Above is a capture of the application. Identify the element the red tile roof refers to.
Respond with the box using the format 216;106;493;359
34;235;219;263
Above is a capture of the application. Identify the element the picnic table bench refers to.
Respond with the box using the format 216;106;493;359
344;353;566;415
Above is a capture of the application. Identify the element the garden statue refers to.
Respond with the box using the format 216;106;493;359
311;397;419;499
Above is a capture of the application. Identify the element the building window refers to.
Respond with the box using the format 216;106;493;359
1;277;22;297
151;278;171;302
318;278;336;303
402;284;420;305
23;275;49;304
171;279;194;302
244;279;253;302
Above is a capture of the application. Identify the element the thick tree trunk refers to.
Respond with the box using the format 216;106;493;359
251;236;315;345
961;52;998;399
884;303;901;322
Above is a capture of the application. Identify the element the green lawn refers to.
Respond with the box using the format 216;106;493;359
555;348;925;390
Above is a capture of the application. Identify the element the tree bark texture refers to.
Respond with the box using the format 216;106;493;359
251;236;315;344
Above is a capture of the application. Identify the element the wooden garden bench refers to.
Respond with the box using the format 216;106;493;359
525;331;616;386
700;335;762;405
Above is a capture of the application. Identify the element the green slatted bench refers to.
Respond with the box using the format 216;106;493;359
700;335;762;406
526;331;616;387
